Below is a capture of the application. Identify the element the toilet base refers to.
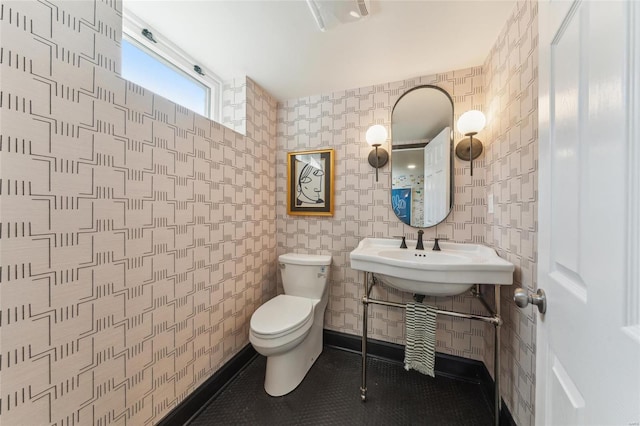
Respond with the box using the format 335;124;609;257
264;322;323;397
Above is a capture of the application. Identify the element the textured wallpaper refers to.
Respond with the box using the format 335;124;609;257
483;1;538;425
222;77;247;135
0;1;277;424
276;68;492;360
1;0;538;425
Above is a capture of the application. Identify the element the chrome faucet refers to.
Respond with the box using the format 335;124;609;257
416;230;424;250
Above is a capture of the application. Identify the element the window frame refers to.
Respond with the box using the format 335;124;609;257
121;10;222;121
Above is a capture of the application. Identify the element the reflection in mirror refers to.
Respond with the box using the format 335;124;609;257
391;86;454;228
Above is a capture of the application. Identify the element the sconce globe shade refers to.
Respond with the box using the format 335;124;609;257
366;124;388;146
457;110;486;136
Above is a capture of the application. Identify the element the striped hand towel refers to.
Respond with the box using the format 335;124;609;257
404;302;437;377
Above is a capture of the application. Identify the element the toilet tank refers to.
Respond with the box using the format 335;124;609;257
279;253;332;299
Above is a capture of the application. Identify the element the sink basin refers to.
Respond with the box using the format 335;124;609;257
349;238;514;296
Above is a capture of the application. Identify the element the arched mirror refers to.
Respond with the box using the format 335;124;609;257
391;86;454;227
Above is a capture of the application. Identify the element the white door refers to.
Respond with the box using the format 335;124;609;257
423;126;450;226
424;139;436;226
537;0;640;425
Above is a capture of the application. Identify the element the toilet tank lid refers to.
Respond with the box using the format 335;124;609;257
279;253;332;266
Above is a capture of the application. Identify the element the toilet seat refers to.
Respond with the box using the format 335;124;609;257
250;295;314;339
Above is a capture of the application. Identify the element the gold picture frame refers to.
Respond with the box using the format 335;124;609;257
287;149;335;216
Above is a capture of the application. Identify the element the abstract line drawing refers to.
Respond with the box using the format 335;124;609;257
287;149;334;216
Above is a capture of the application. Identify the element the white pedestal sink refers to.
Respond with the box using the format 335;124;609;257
349;238;514;296
351;237;514;426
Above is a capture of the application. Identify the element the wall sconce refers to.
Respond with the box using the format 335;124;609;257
366;124;389;182
455;110;486;176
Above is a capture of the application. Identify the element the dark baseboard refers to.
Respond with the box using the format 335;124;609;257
324;329;517;426
475;358;518;426
159;330;516;426
323;329;486;381
157;344;257;426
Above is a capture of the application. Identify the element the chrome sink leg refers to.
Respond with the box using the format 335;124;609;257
494;285;501;426
361;271;369;402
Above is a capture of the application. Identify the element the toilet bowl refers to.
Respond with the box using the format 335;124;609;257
249;253;331;397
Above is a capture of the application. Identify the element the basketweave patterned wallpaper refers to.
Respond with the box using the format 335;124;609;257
483;1;538;425
276;67;491;361
1;0;538;425
222;77;247;136
0;1;277;424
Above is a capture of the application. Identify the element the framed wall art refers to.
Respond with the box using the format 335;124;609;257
287;149;334;216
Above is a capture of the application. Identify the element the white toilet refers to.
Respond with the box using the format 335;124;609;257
249;253;332;397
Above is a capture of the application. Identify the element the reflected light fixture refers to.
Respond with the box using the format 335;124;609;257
455;110;486;176
366;125;389;182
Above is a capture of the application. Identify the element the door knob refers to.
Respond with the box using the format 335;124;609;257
514;288;547;314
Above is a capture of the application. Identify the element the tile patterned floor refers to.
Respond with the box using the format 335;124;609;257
188;347;494;425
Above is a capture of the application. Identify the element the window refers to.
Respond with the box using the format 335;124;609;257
121;10;222;120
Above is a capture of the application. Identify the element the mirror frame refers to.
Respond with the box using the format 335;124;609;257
390;85;455;228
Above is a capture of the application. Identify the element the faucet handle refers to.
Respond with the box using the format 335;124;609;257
394;235;408;249
432;237;449;251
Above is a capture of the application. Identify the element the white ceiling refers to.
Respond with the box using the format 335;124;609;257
124;0;516;101
393;147;425;179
